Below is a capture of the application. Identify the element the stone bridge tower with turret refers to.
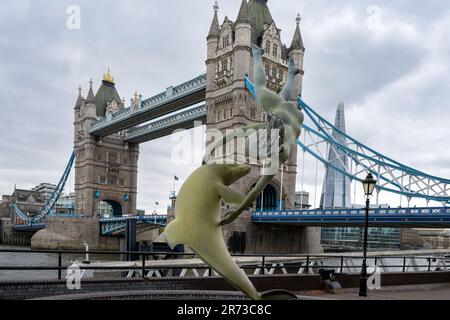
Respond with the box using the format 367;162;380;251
73;71;139;219
205;0;321;254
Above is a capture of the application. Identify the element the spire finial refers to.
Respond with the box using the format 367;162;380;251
103;68;114;84
89;78;93;87
290;13;305;51
208;1;220;39
78;85;82;96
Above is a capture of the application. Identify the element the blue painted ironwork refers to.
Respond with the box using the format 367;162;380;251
244;75;450;205
252;207;450;227
124;104;206;142
90;73;206;132
100;215;167;236
12;152;76;226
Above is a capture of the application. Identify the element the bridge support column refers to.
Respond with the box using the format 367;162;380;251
31;217;120;251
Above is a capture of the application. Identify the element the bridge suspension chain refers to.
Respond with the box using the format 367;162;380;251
13;152;76;225
244;75;449;205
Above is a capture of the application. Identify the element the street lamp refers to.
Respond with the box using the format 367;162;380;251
359;173;377;297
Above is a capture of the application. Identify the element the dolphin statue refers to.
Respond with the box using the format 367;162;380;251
163;164;297;300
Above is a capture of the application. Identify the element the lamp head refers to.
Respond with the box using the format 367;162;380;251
363;173;377;197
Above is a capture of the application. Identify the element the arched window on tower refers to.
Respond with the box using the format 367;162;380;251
265;41;271;55
223;34;230;48
265;64;270;77
222;59;228;71
217;110;222;122
273;44;278;58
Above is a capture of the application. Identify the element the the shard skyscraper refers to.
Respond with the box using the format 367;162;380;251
320;103;352;209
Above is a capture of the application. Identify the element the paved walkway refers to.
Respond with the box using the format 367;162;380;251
300;284;450;300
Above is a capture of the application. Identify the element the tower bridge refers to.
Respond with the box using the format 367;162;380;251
8;0;450;253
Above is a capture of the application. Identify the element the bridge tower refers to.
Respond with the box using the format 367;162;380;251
205;0;320;254
73;72;139;218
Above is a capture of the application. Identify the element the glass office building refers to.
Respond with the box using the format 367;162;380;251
320;104;401;251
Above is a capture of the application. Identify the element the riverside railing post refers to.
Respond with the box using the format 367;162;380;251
340;256;344;273
305;255;310;274
58;252;62;280
142;254;146;279
403;257;406;273
262;256;266;275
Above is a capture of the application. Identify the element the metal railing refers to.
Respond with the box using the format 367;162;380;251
0;249;448;281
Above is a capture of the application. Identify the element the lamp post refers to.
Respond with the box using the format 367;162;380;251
359;173;377;297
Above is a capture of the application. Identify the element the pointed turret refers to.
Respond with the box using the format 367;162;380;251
75;85;83;109
207;1;220;40
290;14;304;51
236;0;250;24
86;79;95;104
94;69;123;117
248;0;273;45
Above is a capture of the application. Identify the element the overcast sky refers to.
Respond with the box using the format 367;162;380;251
0;0;449;214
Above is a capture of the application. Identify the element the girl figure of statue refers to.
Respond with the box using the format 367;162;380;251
204;44;305;226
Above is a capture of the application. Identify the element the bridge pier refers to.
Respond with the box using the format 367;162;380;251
1;218;33;247
31;217;120;251
221;211;322;255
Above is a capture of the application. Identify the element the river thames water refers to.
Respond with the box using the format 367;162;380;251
0;245;119;281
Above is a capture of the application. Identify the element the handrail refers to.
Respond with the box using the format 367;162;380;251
0;248;448;280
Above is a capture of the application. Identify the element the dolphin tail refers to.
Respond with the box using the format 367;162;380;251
162;221;183;249
260;290;298;300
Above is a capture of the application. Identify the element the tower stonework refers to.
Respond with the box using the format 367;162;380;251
205;1;320;254
31;75;139;251
74;76;139;218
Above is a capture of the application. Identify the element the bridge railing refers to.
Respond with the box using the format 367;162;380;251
253;207;450;217
0;248;448;281
90;73;206;131
124;104;206;141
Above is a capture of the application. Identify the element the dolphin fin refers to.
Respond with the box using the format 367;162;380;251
260;290;298;300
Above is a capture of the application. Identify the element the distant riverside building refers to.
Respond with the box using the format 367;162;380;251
294;191;310;209
401;229;450;250
32;183;57;200
1;186;76;220
320;103;402;251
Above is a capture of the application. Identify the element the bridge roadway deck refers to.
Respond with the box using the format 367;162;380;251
89;76;206;137
253;207;450;228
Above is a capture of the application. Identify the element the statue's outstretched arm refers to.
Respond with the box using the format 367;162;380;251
279;58;301;101
216;183;246;206
220;174;275;226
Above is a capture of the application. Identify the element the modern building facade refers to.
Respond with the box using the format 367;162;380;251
31;183;57;200
320;103;351;209
294;191;310;209
320;103;402;251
